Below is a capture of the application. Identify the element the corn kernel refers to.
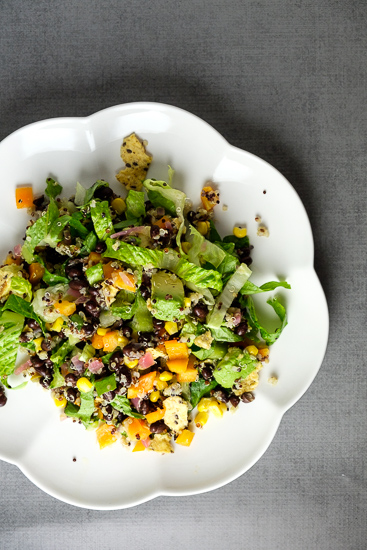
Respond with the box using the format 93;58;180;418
233;226;247;238
33;337;44;352
197;397;217;412
54;397;67;408
117;335;129;347
165;321;178;335
184;297;191;309
195;411;209;428
219;402;227;414
50;317;64;332
181;242;192;254
155;379;168;391
124;358;139;369
246;345;258;356
31;374;41;383
111;197;126;214
149;391;160;402
159;371;173;382
197;221;209;236
76;377;93;393
97;327;109;336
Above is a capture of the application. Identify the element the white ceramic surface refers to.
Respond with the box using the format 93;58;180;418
0;103;329;509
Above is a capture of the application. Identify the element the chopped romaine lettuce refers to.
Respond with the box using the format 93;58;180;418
0;311;24;378
191;342;227;360
186;224;226;268
94;374;117;397
90;200;114;240
45;177;62;199
190;379;218;409
64;388;95;423
241;280;291;295
85;263;104;286
10;276;32;301
126;190;146;219
83;180;109;205
241;295;288;345
3;294;45;333
213;347;258;388
110;395;144;419
22;199;60;263
131;292;153;333
207;326;242;342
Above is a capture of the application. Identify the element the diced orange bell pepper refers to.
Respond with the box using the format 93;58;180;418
102;261;115;279
88;251;102;268
54;300;76;316
176;429;195;447
112;270;136;292
127;371;157;399
16;186;33;209
126;418;151;440
29;262;45;285
155;216;170;229
166;357;189;374
132;440;146;452
4;254;22;266
177;366;198;383
145;407;165;425
96;423;119;449
91;333;104;349
102;330;120;352
164;340;189;361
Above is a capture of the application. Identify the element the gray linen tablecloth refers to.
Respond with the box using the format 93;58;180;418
0;1;366;548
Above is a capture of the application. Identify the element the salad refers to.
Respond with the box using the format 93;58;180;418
0;135;290;453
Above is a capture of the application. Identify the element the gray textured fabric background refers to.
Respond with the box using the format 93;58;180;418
0;1;366;548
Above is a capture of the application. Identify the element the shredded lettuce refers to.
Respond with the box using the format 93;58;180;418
241;295;288;345
186;224;226;268
126;190;146;219
241;280;291;295
206;263;252;328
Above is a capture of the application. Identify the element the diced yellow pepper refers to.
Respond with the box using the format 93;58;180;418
155;379;168;391
184;297;191;309
33;337;44;352
132;440;146;452
176;429;195;446
159;371;173;382
208;401;224;418
50;317;64;332
233;226;247;238
246;345;259;356
76;377;93;393
97;327;109;336
197;397;217;412
124;358;139;369
165;321;178;335
117;335;129;347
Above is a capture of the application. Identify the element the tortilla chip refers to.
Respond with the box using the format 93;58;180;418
116;133;152;191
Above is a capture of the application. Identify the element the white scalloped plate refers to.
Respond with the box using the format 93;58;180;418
0;103;328;509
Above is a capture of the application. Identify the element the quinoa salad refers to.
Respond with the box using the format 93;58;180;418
0;134;290;453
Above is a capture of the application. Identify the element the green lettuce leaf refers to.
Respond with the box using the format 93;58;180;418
94;374;117;397
110;289;136;320
213;347;258;388
3;294;45;334
79;231;97;255
207;326;242;342
190;379;218;409
0;311;24;378
241;295;288;345
207;220;222;243
45;177;62;199
85;263;104;286
90;200;114;240
241;280;291;295
10;276;32;301
131;292;153;333
83;180;109;205
126;190;146;219
50;341;74;367
21;199;60;263
110;395;144;419
186;224;226;268
49;367;65;389
191;342;228;361
64;388;95;423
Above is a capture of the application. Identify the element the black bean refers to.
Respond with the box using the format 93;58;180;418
31;356;45;369
84;300;100;318
138;400;150;415
0;392;7;407
153;318;165;331
117;367;132;387
116;412;127;424
27;319;41;331
215;390;229;403
192;304;208;322
66;265;84;279
33;195;45;209
235;321;248;336
88;287;100;297
241;392;255;403
110;319;123;330
142;273;151;286
69;279;87;291
95;241;107;254
103;404;113;421
64;373;77;386
138;332;154;346
140;285;151;300
19;331;32;343
82;323;96;338
102;390;116;402
122;342;145;360
40;376;51;389
229;394;240;408
201;366;213;380
121;325;132;339
34;365;51;378
94;186;114;202
151;225;161;239
149;420;167;434
109;351;124;372
187;210;197;223
41;339;53;352
66;387;78;403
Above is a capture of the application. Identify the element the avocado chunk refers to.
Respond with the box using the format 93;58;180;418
151;271;185;321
